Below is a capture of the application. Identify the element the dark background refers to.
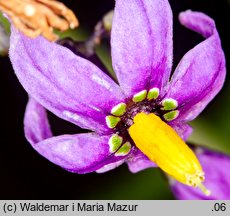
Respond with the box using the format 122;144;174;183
0;0;229;199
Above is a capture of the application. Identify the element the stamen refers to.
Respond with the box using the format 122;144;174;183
128;112;207;191
132;90;147;103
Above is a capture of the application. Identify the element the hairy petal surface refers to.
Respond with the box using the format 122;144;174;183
111;0;173;98
166;11;226;122
10;28;125;134
171;149;230;200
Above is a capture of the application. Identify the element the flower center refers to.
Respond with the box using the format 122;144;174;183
105;88;180;158
105;88;210;196
106;88;179;128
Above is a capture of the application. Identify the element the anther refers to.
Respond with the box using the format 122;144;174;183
163;110;179;121
132;90;147;103
108;134;123;153
106;115;120;128
147;88;160;100
115;142;131;156
161;98;178;110
111;103;127;116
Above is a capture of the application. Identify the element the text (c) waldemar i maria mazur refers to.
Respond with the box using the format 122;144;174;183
75;202;138;212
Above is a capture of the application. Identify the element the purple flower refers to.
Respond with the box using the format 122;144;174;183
9;0;225;194
171;148;230;200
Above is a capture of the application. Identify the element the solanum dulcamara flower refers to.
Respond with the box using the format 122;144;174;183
9;0;226;196
171;148;230;199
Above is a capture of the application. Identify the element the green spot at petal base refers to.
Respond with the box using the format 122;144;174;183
161;98;178;111
147;88;159;100
132;90;147;103
115;142;131;156
106;115;121;128
109;134;123;153
111;103;127;116
164;110;179;121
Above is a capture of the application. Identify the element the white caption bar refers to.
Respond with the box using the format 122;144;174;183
0;201;229;216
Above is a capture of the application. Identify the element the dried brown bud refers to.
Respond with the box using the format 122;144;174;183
0;0;79;41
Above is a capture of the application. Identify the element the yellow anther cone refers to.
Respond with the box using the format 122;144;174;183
128;112;210;195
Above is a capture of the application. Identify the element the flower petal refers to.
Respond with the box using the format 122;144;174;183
127;150;156;173
111;0;173;97
24;97;52;145
96;159;126;173
32;133;129;173
24;97;127;173
171;148;230;200
165;11;226;122
9;28;125;134
170;122;193;141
